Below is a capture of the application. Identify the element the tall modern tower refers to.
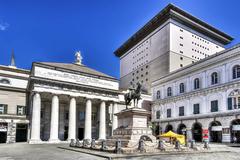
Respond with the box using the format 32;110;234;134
114;4;233;93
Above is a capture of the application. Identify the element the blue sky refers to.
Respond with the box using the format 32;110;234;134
0;0;240;78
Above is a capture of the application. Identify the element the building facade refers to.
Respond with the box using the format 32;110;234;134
0;64;29;143
152;44;240;143
0;52;137;144
28;60;123;143
114;4;233;93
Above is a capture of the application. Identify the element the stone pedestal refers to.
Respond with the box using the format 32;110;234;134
111;107;156;147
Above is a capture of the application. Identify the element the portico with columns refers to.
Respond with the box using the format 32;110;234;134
28;52;121;144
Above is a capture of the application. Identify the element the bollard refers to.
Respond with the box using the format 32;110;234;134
91;139;96;149
175;140;180;150
158;140;165;151
203;140;209;149
75;139;81;148
190;140;195;149
69;139;75;147
101;140;107;151
115;139;122;154
138;139;145;152
82;139;88;148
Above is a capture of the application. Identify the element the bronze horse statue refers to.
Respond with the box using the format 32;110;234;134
124;82;142;109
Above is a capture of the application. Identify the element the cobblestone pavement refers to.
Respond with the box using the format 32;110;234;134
130;152;239;160
0;143;239;160
0;143;105;160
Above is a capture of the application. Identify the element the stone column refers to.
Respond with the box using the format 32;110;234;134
49;95;60;142
29;93;42;143
68;97;76;140
112;103;118;135
84;99;92;140
99;101;106;140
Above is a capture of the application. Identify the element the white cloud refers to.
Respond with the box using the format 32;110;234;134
0;22;9;31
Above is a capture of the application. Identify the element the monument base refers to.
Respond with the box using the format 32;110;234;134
110;107;156;147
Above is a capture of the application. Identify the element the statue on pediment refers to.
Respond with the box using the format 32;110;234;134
75;51;83;65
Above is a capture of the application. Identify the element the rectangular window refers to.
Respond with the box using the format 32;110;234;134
238;97;240;108
92;112;97;122
156;111;160;119
17;106;26;115
0;104;7;114
193;104;200;114
211;100;218;112
179;106;184;116
167;109;171;118
228;98;232;110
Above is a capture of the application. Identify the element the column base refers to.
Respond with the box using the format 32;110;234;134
48;139;61;144
98;138;106;141
83;138;92;143
28;139;43;144
67;138;76;142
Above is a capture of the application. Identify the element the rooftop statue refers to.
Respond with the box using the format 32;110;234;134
75;51;83;65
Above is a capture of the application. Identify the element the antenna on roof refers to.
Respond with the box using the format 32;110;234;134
75;51;83;65
9;49;16;68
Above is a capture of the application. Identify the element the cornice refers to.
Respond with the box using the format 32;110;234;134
153;80;240;105
114;4;233;57
29;77;120;97
155;110;240;123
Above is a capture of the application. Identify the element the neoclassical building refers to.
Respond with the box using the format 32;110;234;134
0;52;137;144
152;44;240;143
28;57;123;143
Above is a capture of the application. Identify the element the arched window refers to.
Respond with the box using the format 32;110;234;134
167;87;172;97
228;89;240;110
179;83;185;93
194;78;200;90
156;90;161;99
233;65;240;79
211;72;218;85
0;78;10;84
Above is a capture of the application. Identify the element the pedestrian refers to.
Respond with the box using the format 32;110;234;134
233;136;237;143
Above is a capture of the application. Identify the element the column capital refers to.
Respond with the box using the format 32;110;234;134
67;95;78;100
31;91;42;97
49;93;61;97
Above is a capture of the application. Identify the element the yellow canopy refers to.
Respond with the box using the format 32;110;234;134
159;131;185;144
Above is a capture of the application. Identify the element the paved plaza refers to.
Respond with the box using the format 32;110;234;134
0;143;240;160
0;143;104;160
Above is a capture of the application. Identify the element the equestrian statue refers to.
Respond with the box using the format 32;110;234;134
124;82;142;109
